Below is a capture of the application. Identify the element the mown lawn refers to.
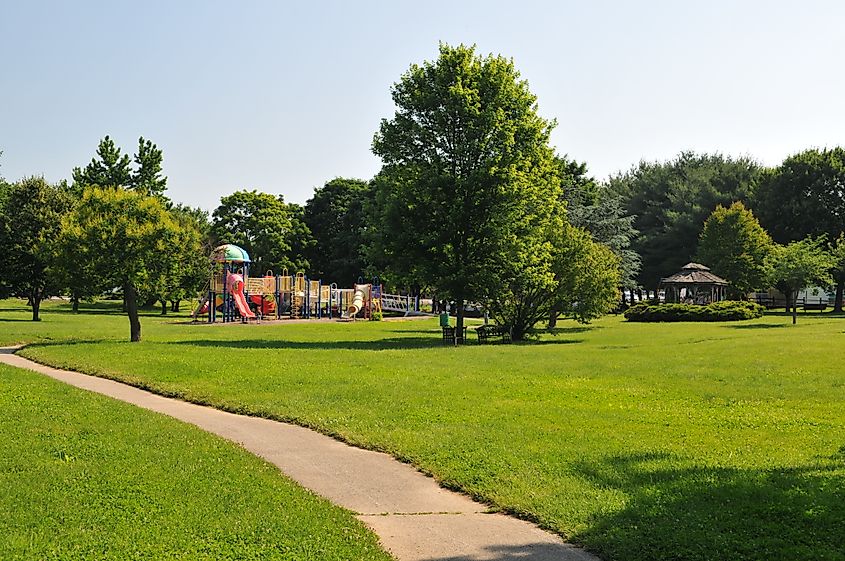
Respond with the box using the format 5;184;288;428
3;299;845;561
0;359;391;560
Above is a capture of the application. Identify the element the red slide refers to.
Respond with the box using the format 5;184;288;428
228;274;256;319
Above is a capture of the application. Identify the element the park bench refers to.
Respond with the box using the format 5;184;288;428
475;324;511;344
442;326;468;345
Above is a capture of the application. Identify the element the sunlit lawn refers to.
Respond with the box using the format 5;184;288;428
0;358;391;560
3;299;844;561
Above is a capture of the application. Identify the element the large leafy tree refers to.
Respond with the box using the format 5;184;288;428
490;223;621;339
285;202;314;275
766;237;833;325
60;187;181;341
53;183;101;313
0;177;71;320
211;190;311;275
371;43;561;333
697;202;773;299
304;178;371;284
754;147;845;308
559;156;640;288
72;135;168;198
554;226;621;323
610;152;761;289
149;205;209;314
755;148;845;242
830;234;845;313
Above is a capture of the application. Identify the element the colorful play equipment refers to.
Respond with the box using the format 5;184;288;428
192;245;423;323
346;283;382;320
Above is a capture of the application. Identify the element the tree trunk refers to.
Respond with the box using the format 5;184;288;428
792;290;798;325
834;280;844;313
171;300;180;312
71;291;80;313
30;289;43;322
455;298;464;345
125;282;142;342
548;304;559;329
160;299;168;315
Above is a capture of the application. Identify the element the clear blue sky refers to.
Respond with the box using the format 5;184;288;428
2;0;843;210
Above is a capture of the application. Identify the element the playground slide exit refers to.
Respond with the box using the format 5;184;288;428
347;284;368;317
228;274;256;319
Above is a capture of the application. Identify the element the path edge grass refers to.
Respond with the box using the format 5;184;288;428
10;343;583;546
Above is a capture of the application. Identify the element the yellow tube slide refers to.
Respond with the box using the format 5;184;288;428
347;284;369;317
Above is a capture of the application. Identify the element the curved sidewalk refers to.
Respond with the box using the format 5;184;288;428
0;347;597;561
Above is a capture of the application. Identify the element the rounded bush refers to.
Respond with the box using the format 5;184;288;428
624;300;765;322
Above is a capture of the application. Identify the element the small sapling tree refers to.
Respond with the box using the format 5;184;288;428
766;237;833;324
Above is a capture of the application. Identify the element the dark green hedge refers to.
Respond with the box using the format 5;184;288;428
624;300;765;322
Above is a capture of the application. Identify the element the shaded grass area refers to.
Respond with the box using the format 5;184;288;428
4;299;845;560
0;361;391;561
574;452;844;561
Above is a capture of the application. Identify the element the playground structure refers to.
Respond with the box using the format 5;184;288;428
193;244;424;323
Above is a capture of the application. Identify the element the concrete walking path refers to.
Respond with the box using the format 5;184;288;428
0;347;597;561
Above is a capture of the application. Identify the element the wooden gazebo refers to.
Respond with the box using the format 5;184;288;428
660;263;728;304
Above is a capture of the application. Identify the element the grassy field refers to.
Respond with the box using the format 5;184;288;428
3;299;844;560
0;360;391;560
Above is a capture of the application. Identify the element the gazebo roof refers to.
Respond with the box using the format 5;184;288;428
661;263;728;285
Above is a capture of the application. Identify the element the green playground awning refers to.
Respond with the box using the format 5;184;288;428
210;244;251;263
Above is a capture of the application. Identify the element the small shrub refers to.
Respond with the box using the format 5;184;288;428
624;300;764;322
370;311;383;321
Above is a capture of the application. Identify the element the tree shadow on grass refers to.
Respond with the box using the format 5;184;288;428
570;451;845;561
22;338;116;350
518;338;585;346
46;306;168;318
168;337;448;351
725;323;787;330
389;327;443;334
419;541;589;561
762;310;840;318
169;336;586;351
545;326;600;336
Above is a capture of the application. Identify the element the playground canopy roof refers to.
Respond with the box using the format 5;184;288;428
211;244;251;263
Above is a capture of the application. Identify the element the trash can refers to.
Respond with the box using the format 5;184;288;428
439;311;451;328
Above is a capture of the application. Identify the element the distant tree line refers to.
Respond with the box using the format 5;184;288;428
610;148;845;319
3;43;844;339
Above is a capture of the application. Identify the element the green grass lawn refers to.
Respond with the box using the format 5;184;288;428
3;299;845;561
0;359;391;560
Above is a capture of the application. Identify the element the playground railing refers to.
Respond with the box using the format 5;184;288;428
262;276;276;293
247;278;266;294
